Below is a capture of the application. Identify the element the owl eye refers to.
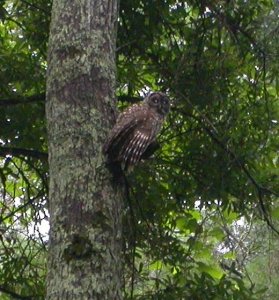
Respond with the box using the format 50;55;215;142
152;96;159;104
163;98;169;105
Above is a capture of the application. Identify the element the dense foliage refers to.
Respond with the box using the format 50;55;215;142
0;0;278;299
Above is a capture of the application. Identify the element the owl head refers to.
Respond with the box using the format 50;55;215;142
144;92;170;117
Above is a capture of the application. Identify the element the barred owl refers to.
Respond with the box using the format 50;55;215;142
103;92;170;170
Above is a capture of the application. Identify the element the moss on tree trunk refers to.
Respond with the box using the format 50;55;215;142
45;0;123;299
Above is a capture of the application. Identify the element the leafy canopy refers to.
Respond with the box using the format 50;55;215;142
0;0;278;299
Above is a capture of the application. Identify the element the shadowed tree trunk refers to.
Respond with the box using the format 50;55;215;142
45;0;123;299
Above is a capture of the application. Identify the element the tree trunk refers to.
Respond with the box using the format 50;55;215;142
45;1;123;299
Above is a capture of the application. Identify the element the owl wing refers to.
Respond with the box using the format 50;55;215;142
121;126;154;170
103;104;144;159
120;112;161;170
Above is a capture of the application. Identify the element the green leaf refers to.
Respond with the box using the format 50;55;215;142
223;252;236;260
149;260;163;271
271;207;279;220
210;227;225;241
195;247;212;260
176;216;188;231
198;262;225;280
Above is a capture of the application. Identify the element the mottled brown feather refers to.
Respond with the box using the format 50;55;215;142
103;92;169;170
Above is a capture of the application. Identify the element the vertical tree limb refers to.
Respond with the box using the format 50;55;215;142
45;1;123;298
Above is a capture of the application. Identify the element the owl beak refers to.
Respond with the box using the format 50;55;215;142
161;102;170;115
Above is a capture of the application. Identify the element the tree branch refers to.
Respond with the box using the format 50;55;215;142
193;114;279;235
176;91;279;235
1;93;139;106
0;147;48;161
0;93;45;106
0;190;45;224
207;3;265;57
19;0;49;14
0;286;33;300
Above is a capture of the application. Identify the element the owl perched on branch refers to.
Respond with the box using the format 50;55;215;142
103;92;170;171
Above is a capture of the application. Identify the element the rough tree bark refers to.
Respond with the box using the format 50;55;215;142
45;1;123;299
